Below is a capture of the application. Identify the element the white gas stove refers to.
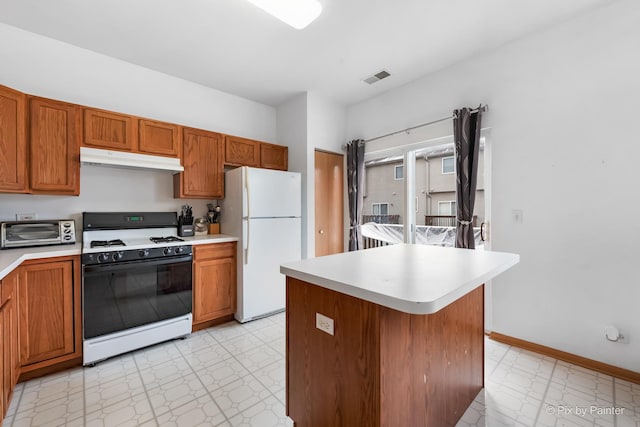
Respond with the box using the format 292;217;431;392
81;212;193;365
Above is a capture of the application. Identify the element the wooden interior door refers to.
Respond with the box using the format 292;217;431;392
315;150;344;257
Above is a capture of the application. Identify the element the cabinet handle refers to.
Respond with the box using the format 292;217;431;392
318;229;324;235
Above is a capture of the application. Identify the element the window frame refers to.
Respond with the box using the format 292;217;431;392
394;164;404;180
438;200;457;216
442;156;455;174
372;202;390;216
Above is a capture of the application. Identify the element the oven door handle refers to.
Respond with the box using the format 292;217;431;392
83;255;193;273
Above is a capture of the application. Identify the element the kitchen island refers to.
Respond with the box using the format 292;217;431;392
280;243;519;427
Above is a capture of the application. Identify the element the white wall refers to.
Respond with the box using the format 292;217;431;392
277;94;309;257
0;167;209;229
0;24;277;227
306;92;347;256
277;92;346;258
346;0;640;372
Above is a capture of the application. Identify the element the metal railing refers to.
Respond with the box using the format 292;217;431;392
363;237;392;249
362;214;400;224
361;223;483;250
424;215;477;227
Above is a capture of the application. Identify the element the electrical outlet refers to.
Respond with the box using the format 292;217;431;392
16;213;37;221
316;313;334;336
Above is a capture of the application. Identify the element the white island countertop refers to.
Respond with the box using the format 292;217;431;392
280;244;519;315
0;234;238;280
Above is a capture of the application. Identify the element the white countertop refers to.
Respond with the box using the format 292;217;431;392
280;244;519;315
0;234;238;280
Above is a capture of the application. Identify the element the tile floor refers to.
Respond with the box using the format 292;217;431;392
2;312;639;426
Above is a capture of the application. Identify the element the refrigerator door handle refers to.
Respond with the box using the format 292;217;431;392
245;167;251;219
243;217;250;265
244;167;251;264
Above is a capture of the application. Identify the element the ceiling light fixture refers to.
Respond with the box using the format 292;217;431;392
246;0;322;30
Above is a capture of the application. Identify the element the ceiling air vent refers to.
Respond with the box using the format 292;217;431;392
363;70;391;85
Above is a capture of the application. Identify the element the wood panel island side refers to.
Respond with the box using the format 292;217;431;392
280;244;519;427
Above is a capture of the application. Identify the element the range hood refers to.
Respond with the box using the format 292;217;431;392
80;147;184;172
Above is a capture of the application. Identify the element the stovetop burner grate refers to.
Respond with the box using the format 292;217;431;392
150;236;184;243
90;239;126;248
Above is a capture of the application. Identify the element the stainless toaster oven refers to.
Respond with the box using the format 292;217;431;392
1;219;76;249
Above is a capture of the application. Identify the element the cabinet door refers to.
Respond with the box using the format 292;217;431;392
193;243;237;326
2;270;18;412
29;97;80;195
0;85;28;193
18;260;76;366
193;257;236;323
138;119;181;157
174;127;224;199
83;108;136;151
225;135;260;167
0;304;4;420
260;143;288;171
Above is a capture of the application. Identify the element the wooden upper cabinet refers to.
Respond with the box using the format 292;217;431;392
83;108;136;151
138;119;181;158
174;127;224;199
29;97;80;195
261;142;288;171
0;85;28;193
224;135;260;167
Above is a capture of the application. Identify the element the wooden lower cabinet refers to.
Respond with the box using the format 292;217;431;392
192;243;237;330
286;277;484;427
17;256;82;372
1;270;19;417
0;295;4;420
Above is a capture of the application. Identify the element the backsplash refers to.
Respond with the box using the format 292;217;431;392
0;165;211;233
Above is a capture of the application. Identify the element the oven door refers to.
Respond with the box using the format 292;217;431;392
82;256;192;340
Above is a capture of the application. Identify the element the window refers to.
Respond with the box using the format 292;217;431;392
442;156;454;174
372;203;389;215
394;165;404;180
438;201;456;216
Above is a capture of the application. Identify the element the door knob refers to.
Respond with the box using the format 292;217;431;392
318;229;324;235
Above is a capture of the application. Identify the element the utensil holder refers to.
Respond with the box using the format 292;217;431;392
208;224;220;235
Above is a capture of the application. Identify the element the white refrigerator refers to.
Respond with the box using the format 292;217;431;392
220;167;302;323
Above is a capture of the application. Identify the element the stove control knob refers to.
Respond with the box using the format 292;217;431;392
139;249;150;257
163;247;173;256
98;253;110;263
174;246;184;254
112;251;124;261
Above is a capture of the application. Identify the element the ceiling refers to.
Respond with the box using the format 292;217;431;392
0;0;614;107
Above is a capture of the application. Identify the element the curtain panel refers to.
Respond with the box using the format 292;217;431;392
346;139;365;251
453;107;483;249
